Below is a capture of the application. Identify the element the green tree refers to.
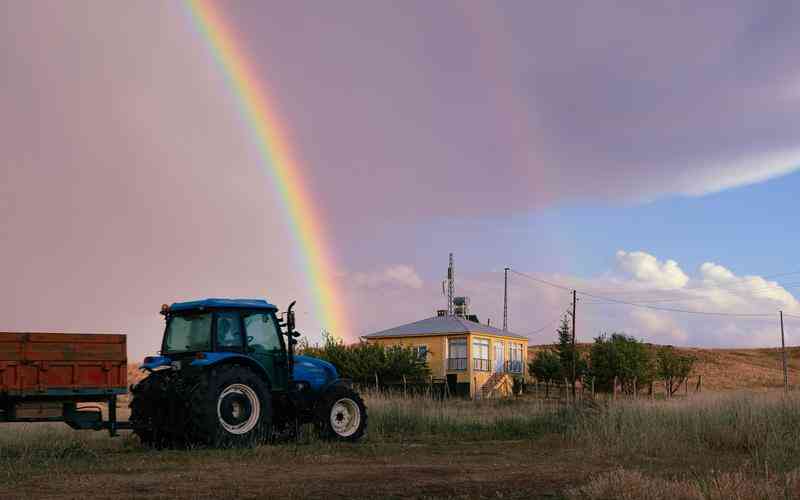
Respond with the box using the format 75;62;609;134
554;315;588;385
298;334;429;386
588;333;653;394
529;349;561;397
657;346;695;395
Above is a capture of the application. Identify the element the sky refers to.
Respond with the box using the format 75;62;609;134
3;1;800;360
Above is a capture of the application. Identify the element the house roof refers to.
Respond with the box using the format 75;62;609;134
362;316;528;340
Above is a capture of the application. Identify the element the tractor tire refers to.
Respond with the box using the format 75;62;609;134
129;371;174;448
315;385;367;442
187;364;272;447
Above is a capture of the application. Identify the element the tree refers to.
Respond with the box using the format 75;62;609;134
298;334;429;386
554;315;588;385
529;349;561;397
588;333;653;394
657;347;695;395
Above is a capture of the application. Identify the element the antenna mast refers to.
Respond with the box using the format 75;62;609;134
447;253;455;316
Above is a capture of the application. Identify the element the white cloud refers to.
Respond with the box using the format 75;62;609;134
340;251;800;347
351;265;423;290
615;250;689;289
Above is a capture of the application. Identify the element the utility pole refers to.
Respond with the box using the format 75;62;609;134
571;289;577;400
503;267;509;331
781;310;788;393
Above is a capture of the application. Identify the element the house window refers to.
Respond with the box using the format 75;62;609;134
472;338;489;371
447;338;467;371
509;343;524;373
411;345;428;362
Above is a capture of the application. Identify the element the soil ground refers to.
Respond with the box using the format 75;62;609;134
0;433;747;500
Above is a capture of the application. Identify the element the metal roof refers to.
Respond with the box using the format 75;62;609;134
362;316;528;340
169;298;278;313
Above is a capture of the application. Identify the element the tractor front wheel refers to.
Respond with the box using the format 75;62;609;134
315;385;367;442
188;364;272;447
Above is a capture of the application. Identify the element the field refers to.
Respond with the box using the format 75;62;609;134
529;344;800;391
4;390;800;499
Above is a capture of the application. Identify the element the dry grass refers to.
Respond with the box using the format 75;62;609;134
567;468;800;500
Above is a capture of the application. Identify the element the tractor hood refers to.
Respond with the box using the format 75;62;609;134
293;355;338;391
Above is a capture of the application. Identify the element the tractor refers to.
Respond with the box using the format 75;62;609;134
129;298;366;447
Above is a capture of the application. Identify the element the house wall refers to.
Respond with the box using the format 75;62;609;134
365;335;448;379
365;331;528;398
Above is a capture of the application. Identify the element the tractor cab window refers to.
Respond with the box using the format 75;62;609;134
215;312;243;350
244;313;282;353
163;313;212;353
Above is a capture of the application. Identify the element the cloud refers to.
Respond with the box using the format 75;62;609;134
351;265;424;290
615;251;689;289
202;1;800;224
339;250;800;348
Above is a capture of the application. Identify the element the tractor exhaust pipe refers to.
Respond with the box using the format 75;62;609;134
284;301;299;383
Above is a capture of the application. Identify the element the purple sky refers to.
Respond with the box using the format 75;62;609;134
3;1;800;359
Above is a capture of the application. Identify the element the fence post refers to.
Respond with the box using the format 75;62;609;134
696;375;702;393
649;381;654;401
591;377;595;399
685;377;689;396
564;377;570;402
403;375;407;397
633;377;638;400
612;376;618;401
375;372;379;392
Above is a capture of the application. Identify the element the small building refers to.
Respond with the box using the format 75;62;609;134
362;315;528;398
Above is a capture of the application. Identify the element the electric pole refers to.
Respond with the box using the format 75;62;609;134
503;267;509;331
571;289;577;400
781;310;788;393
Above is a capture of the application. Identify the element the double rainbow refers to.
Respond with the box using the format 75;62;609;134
185;0;348;338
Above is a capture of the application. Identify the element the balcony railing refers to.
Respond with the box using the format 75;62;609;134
505;360;524;373
447;357;467;371
473;358;490;371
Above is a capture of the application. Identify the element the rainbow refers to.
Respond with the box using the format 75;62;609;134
184;0;349;339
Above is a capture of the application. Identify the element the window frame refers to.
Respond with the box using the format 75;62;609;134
472;338;490;372
242;310;286;353
447;338;467;371
161;311;214;355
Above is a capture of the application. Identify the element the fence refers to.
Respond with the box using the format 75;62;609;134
527;375;704;402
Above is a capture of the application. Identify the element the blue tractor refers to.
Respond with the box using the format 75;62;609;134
129;298;366;447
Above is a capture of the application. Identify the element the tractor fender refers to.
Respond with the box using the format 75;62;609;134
190;353;272;388
319;377;353;394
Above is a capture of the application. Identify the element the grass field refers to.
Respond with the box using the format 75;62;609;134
3;390;800;499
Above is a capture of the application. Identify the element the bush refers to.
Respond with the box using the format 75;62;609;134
298;334;430;386
529;349;561;396
656;346;695;395
588;333;653;394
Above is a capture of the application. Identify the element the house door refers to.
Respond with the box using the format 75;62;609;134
494;341;504;373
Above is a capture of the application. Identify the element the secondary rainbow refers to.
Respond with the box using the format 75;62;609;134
185;0;349;338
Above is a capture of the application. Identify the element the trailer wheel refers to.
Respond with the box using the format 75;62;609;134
130;372;173;448
188;364;271;447
315;385;367;442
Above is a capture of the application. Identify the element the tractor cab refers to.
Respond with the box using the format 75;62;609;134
146;298;290;391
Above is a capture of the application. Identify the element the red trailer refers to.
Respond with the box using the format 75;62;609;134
0;332;130;435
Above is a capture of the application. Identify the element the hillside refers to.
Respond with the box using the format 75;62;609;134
528;344;800;392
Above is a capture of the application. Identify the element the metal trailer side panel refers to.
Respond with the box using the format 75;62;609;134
0;332;127;397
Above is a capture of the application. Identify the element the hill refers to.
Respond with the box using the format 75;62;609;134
528;344;800;391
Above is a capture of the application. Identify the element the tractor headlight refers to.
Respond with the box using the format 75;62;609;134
171;360;182;370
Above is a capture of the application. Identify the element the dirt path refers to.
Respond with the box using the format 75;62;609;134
2;437;614;499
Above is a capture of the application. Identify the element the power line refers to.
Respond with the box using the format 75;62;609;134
509;269;775;318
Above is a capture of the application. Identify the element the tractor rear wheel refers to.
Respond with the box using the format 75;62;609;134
315;385;367;442
188;364;272;447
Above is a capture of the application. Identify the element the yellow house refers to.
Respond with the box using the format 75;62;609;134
362;315;528;398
